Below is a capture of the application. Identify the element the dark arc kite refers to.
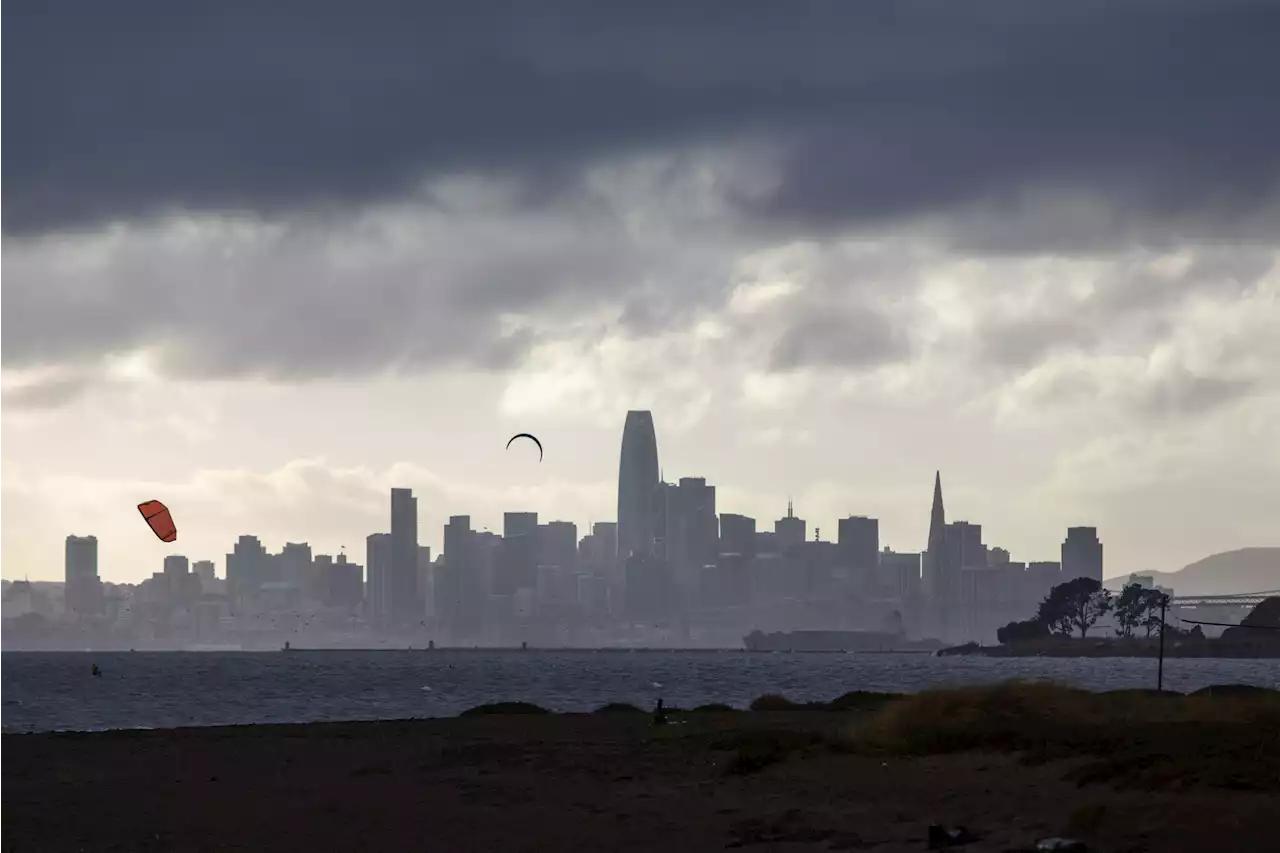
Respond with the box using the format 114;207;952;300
505;432;544;462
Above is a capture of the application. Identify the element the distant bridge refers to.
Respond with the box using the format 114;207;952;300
1169;590;1280;607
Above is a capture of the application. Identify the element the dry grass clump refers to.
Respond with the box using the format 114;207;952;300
844;680;1280;791
849;680;1099;754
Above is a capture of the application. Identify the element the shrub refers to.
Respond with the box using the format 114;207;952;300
692;703;737;713
826;690;903;712
749;694;800;711
458;701;551;717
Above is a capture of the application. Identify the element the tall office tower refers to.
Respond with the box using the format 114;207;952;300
162;554;194;605
64;534;101;616
719;513;757;558
226;535;270;611
328;552;364;610
670;477;718;586
1062;527;1103;583
592;522;618;562
192;560;216;587
311;554;334;604
921;471;952;639
945;522;986;570
389;488;420;626
837;516;880;592
437;516;473;631
539;521;579;572
278;542;312;597
365;532;394;624
617;410;660;559
774;500;806;552
498;511;539;594
651;481;675;561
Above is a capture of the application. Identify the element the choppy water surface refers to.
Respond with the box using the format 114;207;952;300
4;650;1278;734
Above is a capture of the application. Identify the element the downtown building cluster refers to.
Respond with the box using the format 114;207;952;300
12;410;1104;649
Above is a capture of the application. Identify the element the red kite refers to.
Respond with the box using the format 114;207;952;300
138;500;177;543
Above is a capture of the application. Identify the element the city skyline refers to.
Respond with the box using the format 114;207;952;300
32;409;1111;594
25;418;1115;649
0;422;1255;586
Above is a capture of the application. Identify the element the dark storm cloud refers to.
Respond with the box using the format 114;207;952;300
5;0;1279;236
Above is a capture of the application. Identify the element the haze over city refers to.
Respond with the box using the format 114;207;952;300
4;0;1279;589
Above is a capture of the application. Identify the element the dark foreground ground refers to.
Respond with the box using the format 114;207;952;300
4;687;1277;853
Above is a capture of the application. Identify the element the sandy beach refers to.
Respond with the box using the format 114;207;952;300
4;689;1277;853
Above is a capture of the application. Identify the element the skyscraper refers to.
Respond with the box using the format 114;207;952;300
1061;527;1103;583
389;488;419;626
775;500;806;552
226;535;269;612
837;515;880;592
64;534;101;616
365;532;393;624
617;410;660;559
922;471;952;638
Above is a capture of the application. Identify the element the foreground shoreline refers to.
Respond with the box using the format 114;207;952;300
5;683;1278;852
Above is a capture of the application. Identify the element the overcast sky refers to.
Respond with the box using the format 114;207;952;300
4;0;1279;584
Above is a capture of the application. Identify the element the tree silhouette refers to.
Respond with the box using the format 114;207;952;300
1036;577;1113;638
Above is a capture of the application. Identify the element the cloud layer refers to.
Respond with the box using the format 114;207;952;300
6;0;1279;238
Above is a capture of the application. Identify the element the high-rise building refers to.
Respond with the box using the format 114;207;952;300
162;554;197;605
497;512;539;594
328;552;364;610
278;542;312;601
837;515;880;592
226;535;270;612
388;488;420;626
591;522;618;562
719;513;757;558
922;471;952;638
880;548;922;601
945;522;986;570
774;501;806;552
438;516;472;627
192;560;216;594
617;410;660;559
669;477;718;586
64;535;102;616
1061;527;1104;584
365;532;394;624
539;521;579;572
312;554;334;604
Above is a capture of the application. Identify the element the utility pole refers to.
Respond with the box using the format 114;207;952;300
1157;594;1169;692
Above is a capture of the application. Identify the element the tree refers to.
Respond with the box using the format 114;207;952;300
1113;584;1166;637
1113;583;1146;637
1036;577;1112;638
997;618;1049;645
1140;589;1170;637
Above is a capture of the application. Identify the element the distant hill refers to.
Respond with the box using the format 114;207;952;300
1107;547;1280;597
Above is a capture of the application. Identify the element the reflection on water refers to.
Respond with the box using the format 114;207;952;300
3;649;1278;734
